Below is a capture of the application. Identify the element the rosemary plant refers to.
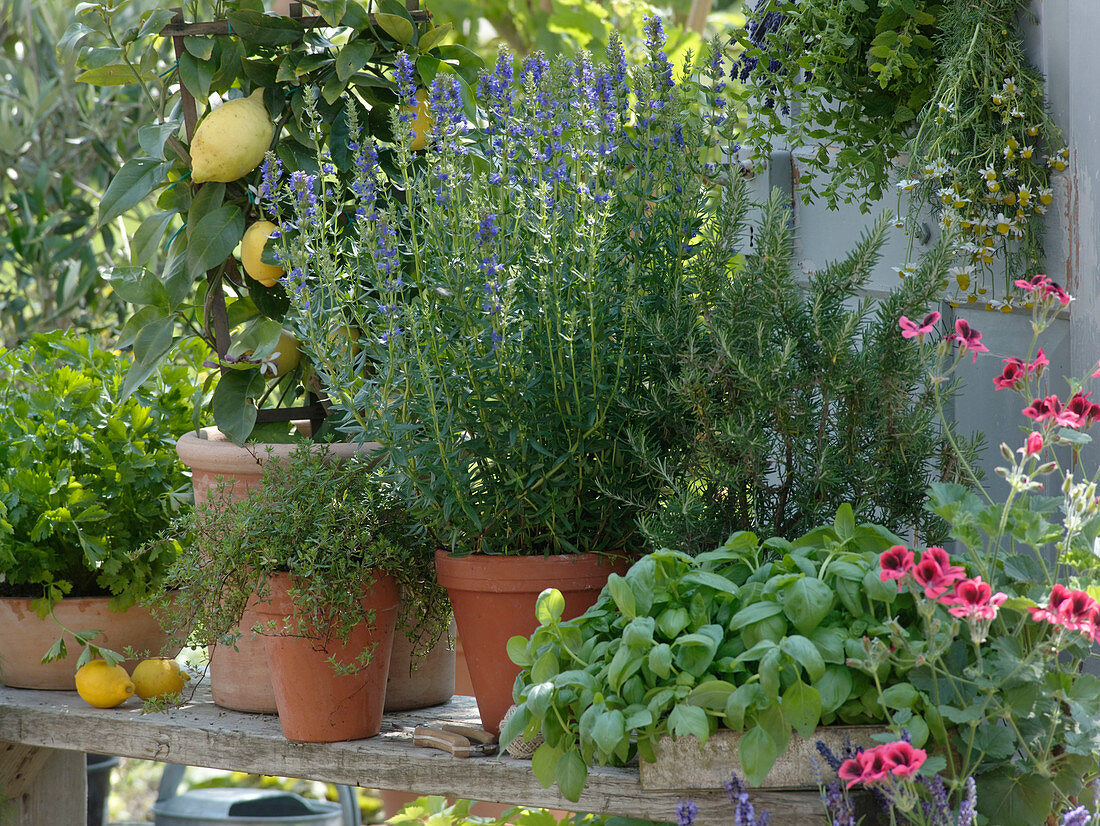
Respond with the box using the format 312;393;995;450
627;186;978;552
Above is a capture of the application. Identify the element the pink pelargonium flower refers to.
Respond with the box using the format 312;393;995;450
898;311;941;340
1026;431;1044;456
838;748;892;790
911;546;967;600
837;742;927;789
1022;395;1084;429
1066;391;1100;428
1029;584;1100;640
946;319;990;363
940;577;1008;620
879;545;916;590
1015;274;1074;306
880;742;927;779
993;349;1049;391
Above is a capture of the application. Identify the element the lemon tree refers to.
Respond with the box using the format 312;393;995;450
64;0;482;443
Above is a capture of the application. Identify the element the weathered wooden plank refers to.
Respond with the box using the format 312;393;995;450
0;684;826;825
0;743;85;825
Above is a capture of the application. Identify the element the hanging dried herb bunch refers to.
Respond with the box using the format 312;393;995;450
899;0;1065;310
734;0;1065;308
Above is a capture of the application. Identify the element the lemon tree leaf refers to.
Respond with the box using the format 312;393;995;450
186;204;243;280
99;158;171;226
374;13;414;44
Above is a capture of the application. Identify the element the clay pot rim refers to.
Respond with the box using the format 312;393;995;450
176;426;379;472
435;549;630;592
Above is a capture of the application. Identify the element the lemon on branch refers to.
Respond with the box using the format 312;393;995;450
191;89;272;183
241;220;285;287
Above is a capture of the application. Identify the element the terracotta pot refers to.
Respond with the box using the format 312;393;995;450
176;426;377;714
385;619;456;712
255;571;399;742
435;550;627;735
0;597;173;690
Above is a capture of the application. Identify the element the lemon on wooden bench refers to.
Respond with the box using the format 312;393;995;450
131;658;190;701
74;660;135;708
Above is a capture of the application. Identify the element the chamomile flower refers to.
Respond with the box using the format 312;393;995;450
950;264;974;291
896;178;919;191
991;93;1004;105
1017;185;1032;206
981;165;997;182
891;264;917;279
994;213;1013;235
1003;76;1017;93
1039;187;1054;205
1020;145;1034;159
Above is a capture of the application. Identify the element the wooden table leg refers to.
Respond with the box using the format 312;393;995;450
0;742;87;825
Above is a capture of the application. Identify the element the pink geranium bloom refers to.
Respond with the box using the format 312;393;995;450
880;742;927;779
993;349;1047;391
898;311;941;340
993;358;1027;391
879;545;915;590
911;547;966;600
1014;274;1051;292
1015;274;1074;306
1023;395;1084;428
838;749;892;790
1029;584;1100;639
837;742;927;789
946;319;989;363
940;577;1007;620
1025;431;1044;456
1066;391;1100;428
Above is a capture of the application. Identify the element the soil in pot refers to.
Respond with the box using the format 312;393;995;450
255;571;399;742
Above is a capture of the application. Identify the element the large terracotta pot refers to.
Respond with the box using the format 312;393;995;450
255;571;399;742
0;597;172;690
435;550;627;735
385;619;456;712
176;426;376;714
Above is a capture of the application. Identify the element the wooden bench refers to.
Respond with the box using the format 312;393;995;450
0;683;823;825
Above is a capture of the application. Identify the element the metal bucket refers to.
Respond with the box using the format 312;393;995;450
151;788;343;826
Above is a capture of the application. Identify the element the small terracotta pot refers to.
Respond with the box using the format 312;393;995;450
176;427;378;714
255;571;399;742
385;619;456;712
0;597;173;690
435;550;628;735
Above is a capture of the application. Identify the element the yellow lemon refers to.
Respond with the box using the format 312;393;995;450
131;658;190;701
74;660;135;709
403;89;434;152
241;220;285;287
191;89;272;183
